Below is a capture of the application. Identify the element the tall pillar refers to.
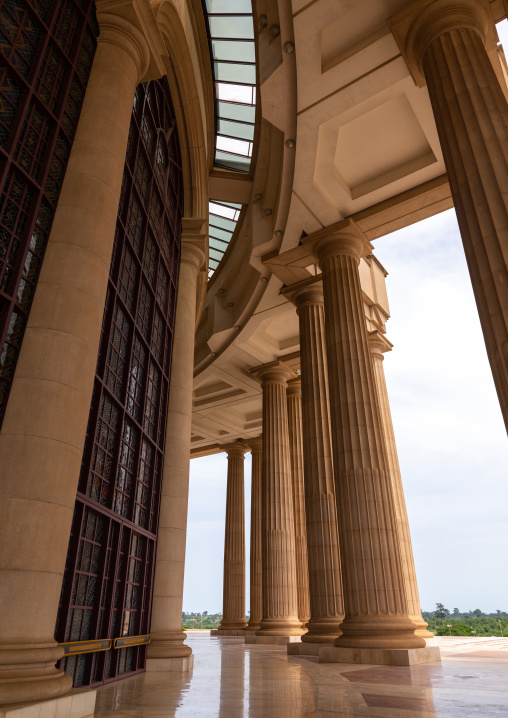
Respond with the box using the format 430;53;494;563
369;332;432;639
217;442;249;634
315;222;429;660
389;0;508;432
246;438;263;632
289;283;344;648
0;11;155;705
247;362;304;641
286;379;311;629
147;235;206;670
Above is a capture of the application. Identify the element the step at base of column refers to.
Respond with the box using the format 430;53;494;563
145;654;194;672
210;629;247;637
0;689;96;718
245;636;302;645
287;641;333;656
319;645;441;666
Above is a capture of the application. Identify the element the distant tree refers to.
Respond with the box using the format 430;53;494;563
453;608;460;617
497;610;502;616
203;611;208;616
473;609;482;618
435;603;447;624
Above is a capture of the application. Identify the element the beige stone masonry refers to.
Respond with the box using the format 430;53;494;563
285;282;344;646
147;234;206;669
389;0;508;432
286;379;311;630
246;438;263;633
313;220;426;652
217;442;249;633
0;6;158;705
369;331;432;640
249;362;304;637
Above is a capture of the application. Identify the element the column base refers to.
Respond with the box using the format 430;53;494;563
145;655;194;673
319;645;441;666
245;636;302;646
0;690;96;718
210;629;247;637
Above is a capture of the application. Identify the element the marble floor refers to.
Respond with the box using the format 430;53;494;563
93;635;508;717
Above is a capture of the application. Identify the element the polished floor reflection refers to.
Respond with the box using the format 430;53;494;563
93;635;508;717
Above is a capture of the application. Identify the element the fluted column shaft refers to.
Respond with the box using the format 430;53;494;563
147;242;205;664
0;13;152;705
424;25;508;430
247;438;263;632
316;230;424;650
369;335;431;638
286;379;311;629
219;442;248;631
256;365;304;636
389;0;508;430
294;285;344;643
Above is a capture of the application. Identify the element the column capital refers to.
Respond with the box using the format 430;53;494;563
96;0;167;83
368;330;393;360
388;0;496;87
223;440;249;458
286;377;302;398
249;360;297;385
248;437;263;454
313;219;371;268
281;276;324;313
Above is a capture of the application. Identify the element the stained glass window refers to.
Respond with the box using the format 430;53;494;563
56;78;183;688
0;0;98;425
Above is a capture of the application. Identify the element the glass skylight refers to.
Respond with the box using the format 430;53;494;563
204;0;256;174
208;200;242;277
203;0;256;277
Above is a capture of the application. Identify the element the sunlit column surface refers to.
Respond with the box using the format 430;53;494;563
286;379;311;629
290;283;344;644
0;12;154;704
246;438;263;632
389;0;508;432
253;363;304;637
218;442;249;633
369;331;432;639
316;224;425;650
148;238;206;669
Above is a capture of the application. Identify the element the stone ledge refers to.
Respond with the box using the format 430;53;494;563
319;645;441;666
0;689;96;718
245;636;302;646
287;641;333;656
145;654;194;672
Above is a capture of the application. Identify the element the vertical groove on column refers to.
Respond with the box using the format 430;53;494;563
423;28;508;430
294;289;343;643
257;367;303;636
247;438;263;631
319;239;424;650
219;443;248;631
287;380;311;628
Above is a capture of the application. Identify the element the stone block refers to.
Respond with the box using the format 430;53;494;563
319;645;441;666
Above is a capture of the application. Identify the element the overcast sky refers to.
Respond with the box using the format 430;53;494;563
183;207;507;616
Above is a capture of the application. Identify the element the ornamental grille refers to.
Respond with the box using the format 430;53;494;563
55;78;182;688
0;0;98;424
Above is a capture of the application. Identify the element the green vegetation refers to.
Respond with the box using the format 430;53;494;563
424;605;508;636
182;612;224;629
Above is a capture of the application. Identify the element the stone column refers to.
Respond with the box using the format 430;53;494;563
389;0;508;432
315;223;426;655
217;442;249;634
247;363;304;641
0;12;154;705
369;332;432;639
286;379;311;630
246;438;263;632
147;238;205;670
291;283;344;647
